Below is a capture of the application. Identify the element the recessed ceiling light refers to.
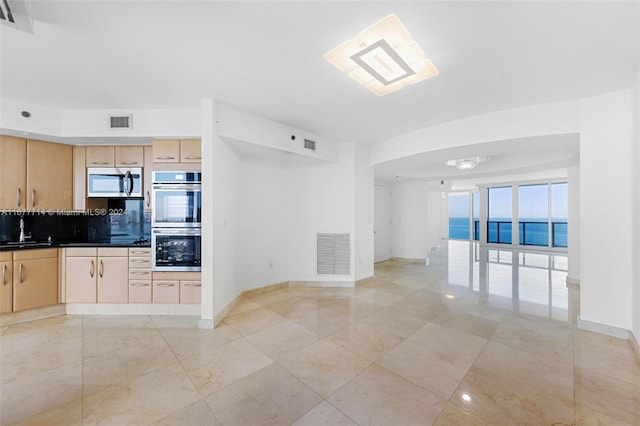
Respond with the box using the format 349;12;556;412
445;156;489;170
324;14;438;96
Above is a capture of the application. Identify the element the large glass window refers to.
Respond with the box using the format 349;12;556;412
518;184;549;246
487;187;512;244
472;192;480;241
448;193;470;240
551;183;568;247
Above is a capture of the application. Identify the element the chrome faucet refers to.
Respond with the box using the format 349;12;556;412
18;217;31;243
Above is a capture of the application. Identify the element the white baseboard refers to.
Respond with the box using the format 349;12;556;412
631;331;640;360
65;303;201;316
565;276;581;288
577;317;631;340
198;319;214;329
289;280;355;288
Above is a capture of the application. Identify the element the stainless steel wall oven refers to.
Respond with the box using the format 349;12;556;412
151;171;201;271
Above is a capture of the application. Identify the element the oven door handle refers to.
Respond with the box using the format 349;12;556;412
153;228;201;236
152;184;202;191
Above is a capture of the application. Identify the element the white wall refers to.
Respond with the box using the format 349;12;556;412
354;144;374;281
580;89;633;331
390;181;430;259
288;143;356;283
211;111;241;317
236;162;290;291
426;190;444;251
632;69;640;342
567;165;581;281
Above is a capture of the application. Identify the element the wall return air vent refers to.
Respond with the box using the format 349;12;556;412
109;115;133;130
317;233;351;275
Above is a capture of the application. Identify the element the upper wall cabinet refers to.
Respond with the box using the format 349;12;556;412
0;135;27;209
27;139;73;210
152;139;201;164
86;145;144;167
0;136;72;210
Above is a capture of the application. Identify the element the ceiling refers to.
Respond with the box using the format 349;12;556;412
1;1;638;148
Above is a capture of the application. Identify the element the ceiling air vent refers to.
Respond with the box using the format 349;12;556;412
304;139;316;151
109;115;133;130
0;0;33;33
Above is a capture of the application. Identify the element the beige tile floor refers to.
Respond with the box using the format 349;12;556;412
1;241;639;425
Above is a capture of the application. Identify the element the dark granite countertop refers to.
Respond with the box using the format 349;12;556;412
0;240;151;251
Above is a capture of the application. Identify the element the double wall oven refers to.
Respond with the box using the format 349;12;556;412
151;171;202;271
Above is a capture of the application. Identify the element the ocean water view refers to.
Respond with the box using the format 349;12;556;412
449;217;567;247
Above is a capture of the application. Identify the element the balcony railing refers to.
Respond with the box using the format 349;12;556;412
487;221;512;244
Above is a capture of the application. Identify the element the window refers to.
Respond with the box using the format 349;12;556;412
448;193;470;240
518;184;549;246
487;187;512;244
551;183;568;247
472;191;480;241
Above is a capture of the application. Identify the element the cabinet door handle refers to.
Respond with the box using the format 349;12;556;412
31;189;35;208
18;263;23;283
156;283;175;287
146;190;150;208
2;264;6;285
184;156;201;160
16;188;21;207
130;259;148;263
184;283;201;287
131;271;149;276
99;260;104;278
155;156;175;160
91;161;110;165
120;161;138;165
130;282;150;287
130;250;148;254
90;260;95;278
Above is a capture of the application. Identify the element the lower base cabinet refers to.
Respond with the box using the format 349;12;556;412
1;252;13;313
65;248;129;303
64;248;200;305
13;249;58;312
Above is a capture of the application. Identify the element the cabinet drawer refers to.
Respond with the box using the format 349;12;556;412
128;257;151;269
98;248;128;257
129;269;152;280
153;280;179;304
128;248;151;256
129;281;152;304
180;281;201;304
65;247;97;257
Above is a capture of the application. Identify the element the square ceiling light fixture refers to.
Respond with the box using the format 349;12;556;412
324;14;438;96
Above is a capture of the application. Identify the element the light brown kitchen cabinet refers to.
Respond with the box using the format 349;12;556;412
27;139;73;210
0;136;27;209
13;249;58;312
128;247;151;303
152;139;201;164
65;254;97;303
65;247;129;303
152;139;180;163
115;146;144;167
153;280;179;303
0;252;13;313
85;146;114;166
72;146;87;211
180;139;202;163
153;271;201;304
97;254;129;303
180;281;201;304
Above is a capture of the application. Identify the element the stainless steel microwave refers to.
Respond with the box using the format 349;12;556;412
87;167;143;198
